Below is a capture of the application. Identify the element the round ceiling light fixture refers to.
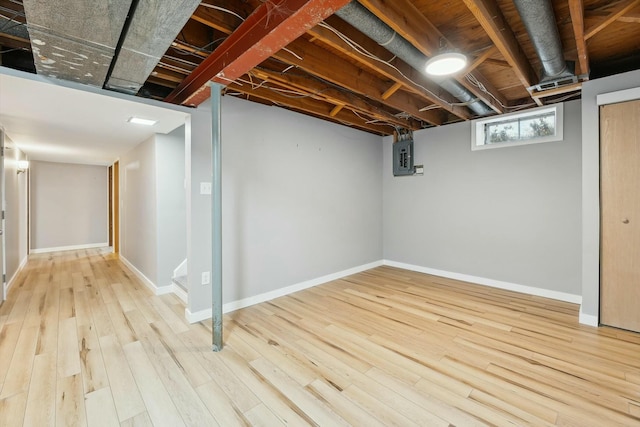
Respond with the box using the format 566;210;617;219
425;52;468;76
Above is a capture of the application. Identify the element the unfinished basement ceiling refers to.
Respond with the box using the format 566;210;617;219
1;0;640;136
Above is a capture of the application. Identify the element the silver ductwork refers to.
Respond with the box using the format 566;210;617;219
22;0;199;92
106;0;201;94
512;0;575;87
22;0;131;87
335;1;493;117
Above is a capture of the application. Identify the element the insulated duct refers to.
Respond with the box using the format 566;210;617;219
106;0;201;94
335;1;493;116
22;0;199;92
22;0;132;87
512;0;574;84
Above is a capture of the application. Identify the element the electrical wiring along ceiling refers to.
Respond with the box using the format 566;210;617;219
1;0;640;136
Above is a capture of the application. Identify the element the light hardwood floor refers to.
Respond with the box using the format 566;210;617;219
1;249;640;426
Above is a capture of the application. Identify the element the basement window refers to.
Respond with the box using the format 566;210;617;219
471;104;563;150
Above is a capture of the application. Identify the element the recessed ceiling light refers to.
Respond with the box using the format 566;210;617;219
425;52;467;76
128;117;157;126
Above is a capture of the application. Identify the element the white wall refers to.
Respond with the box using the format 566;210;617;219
30;161;108;251
3;135;28;290
120;136;158;285
581;69;640;321
383;100;582;298
156;126;186;287
187;96;384;315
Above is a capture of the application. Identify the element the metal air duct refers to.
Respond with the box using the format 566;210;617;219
512;0;576;89
22;0;200;92
335;1;493;116
105;0;201;94
22;0;132;87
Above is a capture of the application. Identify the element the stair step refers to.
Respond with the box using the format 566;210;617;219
172;275;188;292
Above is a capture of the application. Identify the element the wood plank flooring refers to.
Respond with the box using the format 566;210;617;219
1;249;640;426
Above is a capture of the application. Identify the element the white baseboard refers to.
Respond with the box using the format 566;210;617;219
119;256;159;295
119;257;188;304
383;260;583;305
170;284;188;304
30;242;109;254
185;260;384;324
6;254;28;293
579;308;598;327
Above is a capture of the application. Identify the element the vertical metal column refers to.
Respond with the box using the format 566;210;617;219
210;83;223;351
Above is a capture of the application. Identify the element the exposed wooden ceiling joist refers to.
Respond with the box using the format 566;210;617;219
356;0;507;114
165;0;351;106
569;0;590;77
6;0;640;137
227;79;392;135
273;37;447;125
307;17;471;121
462;0;538;89
584;0;640;40
251;66;421;130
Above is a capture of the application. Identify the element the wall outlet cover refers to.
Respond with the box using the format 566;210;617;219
201;271;210;285
200;182;212;195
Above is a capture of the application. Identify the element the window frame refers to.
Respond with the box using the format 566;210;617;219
471;103;564;151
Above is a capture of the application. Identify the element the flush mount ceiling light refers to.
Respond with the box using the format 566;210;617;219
425;52;468;76
127;117;157;126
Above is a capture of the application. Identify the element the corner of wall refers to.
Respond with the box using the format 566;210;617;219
579;307;598;327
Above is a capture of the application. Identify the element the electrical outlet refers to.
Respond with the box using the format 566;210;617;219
201;271;210;285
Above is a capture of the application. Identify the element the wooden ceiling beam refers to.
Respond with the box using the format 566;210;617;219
228;81;392;135
187;6;444;125
190;4;243;34
585;0;640;40
381;82;403;100
308;18;469;120
0;34;30;50
165;0;351;106
170;41;209;59
568;0;590;77
150;68;185;84
252;66;421;129
273;37;446;125
146;76;179;89
466;46;498;74
462;0;537;89
617;12;640;23
355;0;506;114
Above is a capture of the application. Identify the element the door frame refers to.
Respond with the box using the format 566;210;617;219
596;87;640;326
0;127;5;303
113;160;120;254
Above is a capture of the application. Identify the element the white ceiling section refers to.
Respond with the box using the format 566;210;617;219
0;68;190;165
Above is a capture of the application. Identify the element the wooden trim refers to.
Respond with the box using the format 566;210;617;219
108;165;113;247
113;161;119;254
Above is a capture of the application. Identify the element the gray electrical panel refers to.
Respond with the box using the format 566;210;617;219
393;131;414;176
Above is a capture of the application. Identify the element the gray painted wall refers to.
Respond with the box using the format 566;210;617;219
120;136;158;284
30;161;108;250
4;136;28;285
156;126;186;287
187;95;383;314
581;69;640;318
383;100;582;296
